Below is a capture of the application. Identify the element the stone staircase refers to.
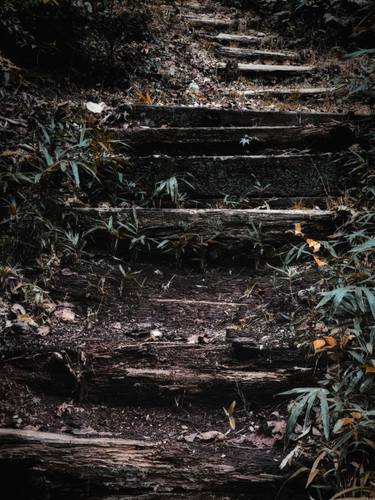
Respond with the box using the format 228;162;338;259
0;1;371;499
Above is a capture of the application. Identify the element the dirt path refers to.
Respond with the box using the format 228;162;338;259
0;1;371;498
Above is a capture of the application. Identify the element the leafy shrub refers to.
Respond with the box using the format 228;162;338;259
280;126;375;497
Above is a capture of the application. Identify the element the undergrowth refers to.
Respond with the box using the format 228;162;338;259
279;126;375;498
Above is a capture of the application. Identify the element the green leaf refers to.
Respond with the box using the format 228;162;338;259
318;389;330;440
71;162;80;187
363;288;375;319
350;238;375;254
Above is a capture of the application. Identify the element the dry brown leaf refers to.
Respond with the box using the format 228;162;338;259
17;313;38;328
184;432;197;443
198;431;225;442
313;255;328;267
313;339;326;351
324;336;337;347
37;325;51;336
11;303;26;316
365;366;375;374
228;415;236;430
294;223;303;236
306;238;321;253
340;417;354;427
54;308;75;322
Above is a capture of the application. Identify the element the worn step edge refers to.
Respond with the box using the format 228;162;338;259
210;32;269;44
7;349;308;405
0;429;299;498
218;62;316;75
71;208;335;244
183;14;236;28
114;125;355;153
219;46;298;60
235;87;338;98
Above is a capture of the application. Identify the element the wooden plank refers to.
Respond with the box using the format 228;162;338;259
183;14;236;29
219;46;298;61
236;87;337;98
116;125;355;154
213;32;268;45
5;346;307;405
218;62;315;76
72;208;335;244
0;429;304;499
122;154;340;197
124;105;364;128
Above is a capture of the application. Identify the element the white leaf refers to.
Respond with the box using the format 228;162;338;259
86;101;107;114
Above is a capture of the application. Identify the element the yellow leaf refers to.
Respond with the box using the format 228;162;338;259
136;91;153;104
306;238;321;253
294;223;303;236
365;366;375;374
341;334;351;348
313;339;326;351
17;314;38;327
350;412;362;420
229;415;236;430
228;400;236;415
324;336;337;347
313;255;328;267
341;417;354;427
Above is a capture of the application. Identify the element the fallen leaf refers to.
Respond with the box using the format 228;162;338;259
268;420;286;436
135;91;153;104
198;431;225;442
11;303;26;316
42;300;56;314
86;101;107;114
54;308;75;322
365;366;375;374
37;325;51;336
306;238;321;253
245;433;276;448
350;412;362;420
228;401;236;415
228;415;236;430
184;432;197;443
187;334;199;344
340;417;354;427
17;313;38;328
294;223;303;236
324;336;337;347
150;329;163;340
313;339;326;351
313;255;328;267
341;334;351;348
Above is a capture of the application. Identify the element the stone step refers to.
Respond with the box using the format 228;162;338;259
0;429;305;499
116;154;340;198
114;124;355;155
219;46;298;61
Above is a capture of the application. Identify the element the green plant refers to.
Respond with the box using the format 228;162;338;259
279;132;375;497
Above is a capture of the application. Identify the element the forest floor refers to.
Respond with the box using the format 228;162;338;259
0;0;373;498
